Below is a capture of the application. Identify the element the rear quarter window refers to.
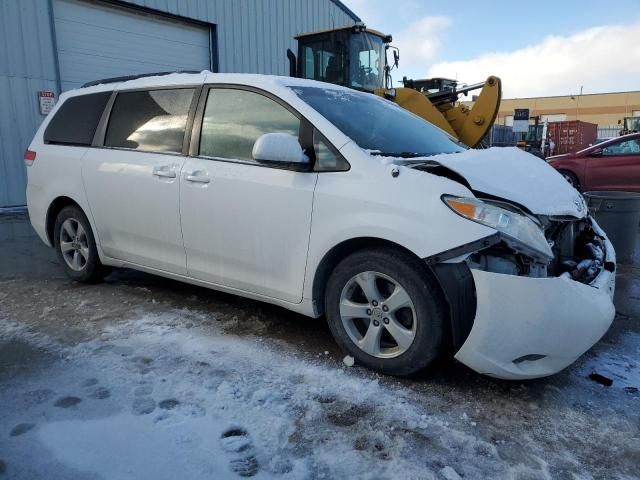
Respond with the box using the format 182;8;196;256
44;92;111;146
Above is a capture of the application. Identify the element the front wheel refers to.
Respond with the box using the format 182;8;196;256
54;205;107;283
324;248;447;376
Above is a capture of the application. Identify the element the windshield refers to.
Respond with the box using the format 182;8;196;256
291;86;465;157
348;34;385;91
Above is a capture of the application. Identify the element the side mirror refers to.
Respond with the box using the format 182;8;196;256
590;149;603;157
252;133;308;164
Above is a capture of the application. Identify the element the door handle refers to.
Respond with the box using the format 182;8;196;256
152;166;176;178
185;172;210;184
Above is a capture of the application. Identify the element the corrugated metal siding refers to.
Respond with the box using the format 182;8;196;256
54;0;211;90
122;0;356;75
0;0;59;207
0;0;357;207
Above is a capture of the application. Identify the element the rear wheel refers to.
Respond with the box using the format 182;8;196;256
54;205;107;282
324;248;446;376
559;170;580;190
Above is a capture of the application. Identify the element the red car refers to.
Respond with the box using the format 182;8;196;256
547;133;640;191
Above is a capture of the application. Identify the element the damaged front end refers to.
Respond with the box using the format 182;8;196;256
405;152;616;378
428;194;617;379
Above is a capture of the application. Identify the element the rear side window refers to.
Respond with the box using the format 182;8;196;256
44;92;111;146
105;88;195;153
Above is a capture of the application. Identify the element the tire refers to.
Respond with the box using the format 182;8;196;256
559;170;580;190
324;248;447;376
53;205;107;283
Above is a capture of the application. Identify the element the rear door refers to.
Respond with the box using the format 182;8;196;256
585;137;640;191
180;86;317;303
82;87;198;274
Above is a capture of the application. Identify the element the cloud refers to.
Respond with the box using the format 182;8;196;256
340;1;453;81
426;22;640;98
393;16;452;71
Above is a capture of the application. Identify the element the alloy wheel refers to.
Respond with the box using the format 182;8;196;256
339;271;417;358
59;218;90;271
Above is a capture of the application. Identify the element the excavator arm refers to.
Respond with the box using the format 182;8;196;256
436;76;501;148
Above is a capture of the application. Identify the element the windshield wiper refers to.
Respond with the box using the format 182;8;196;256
369;151;430;158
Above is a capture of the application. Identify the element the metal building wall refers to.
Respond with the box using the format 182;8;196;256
121;0;359;74
0;0;359;207
0;0;59;207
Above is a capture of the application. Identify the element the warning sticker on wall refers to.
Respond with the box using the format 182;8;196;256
38;91;56;115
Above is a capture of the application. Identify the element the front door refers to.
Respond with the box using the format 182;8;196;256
180;87;317;303
83;87;197;274
585;137;640;191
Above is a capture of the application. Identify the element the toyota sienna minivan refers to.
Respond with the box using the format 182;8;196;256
26;72;616;379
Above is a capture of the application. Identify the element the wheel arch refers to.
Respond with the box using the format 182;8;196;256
557;168;581;190
311;236;476;351
45;196;83;246
312;237;421;317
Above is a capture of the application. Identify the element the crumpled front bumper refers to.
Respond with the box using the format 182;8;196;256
454;221;616;380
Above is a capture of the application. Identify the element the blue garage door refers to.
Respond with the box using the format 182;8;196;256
54;0;212;91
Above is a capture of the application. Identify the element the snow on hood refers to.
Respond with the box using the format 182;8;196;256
400;147;585;217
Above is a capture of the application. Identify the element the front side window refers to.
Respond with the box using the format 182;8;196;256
105;88;195;153
291;86;465;156
314;130;348;171
199;89;300;162
603;138;640;155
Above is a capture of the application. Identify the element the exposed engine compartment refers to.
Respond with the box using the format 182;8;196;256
466;217;613;285
546;217;613;283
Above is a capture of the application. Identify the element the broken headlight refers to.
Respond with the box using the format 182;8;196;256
443;195;553;262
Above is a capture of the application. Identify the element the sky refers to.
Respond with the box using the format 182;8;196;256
341;0;640;98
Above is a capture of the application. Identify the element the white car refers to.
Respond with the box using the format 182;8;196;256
25;72;616;380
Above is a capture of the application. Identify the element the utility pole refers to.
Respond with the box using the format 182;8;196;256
576;85;583;121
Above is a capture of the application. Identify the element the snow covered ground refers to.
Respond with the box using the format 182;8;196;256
1;306;639;480
1;213;639;479
0;310;537;479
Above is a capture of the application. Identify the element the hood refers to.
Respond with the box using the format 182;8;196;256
410;147;586;218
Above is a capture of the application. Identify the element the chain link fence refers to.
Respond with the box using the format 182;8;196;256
597;126;622;140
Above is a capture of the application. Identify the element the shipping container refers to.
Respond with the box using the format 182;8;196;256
547;121;598;155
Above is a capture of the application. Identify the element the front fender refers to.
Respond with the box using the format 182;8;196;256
302;156;495;304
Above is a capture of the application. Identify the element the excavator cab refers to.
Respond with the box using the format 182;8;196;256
620;117;640;135
288;24;394;93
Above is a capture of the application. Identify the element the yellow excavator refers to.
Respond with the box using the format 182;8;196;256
287;24;501;148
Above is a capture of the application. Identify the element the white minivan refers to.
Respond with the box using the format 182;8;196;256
26;72;616;380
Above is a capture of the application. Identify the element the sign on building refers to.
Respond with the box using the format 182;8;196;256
38;91;56;115
512;108;530;133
